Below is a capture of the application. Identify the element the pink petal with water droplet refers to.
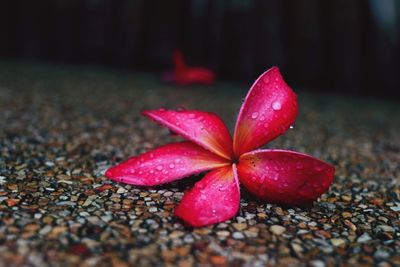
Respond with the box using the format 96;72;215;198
175;165;240;227
237;149;335;205
233;67;298;157
105;142;230;186
143;109;233;160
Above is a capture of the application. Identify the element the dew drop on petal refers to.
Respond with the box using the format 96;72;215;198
188;113;195;118
169;163;175;169
156;165;163;171
271;173;279;181
315;165;324;172
296;162;303;169
272;101;282;111
149;170;154;174
251;112;259;119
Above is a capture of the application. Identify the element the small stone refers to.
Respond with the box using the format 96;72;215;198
357;233;372;243
148;207;157;212
232;223;247;231
270;225;286;235
232;232;244;239
210;255;226;266
376;225;395;232
331;238;346;246
116;187;127;194
83;195;97;207
310;260;326;267
291;242;303;254
170;231;184;239
5;198;20;207
374;249;390;259
216;230;230;238
390;206;400;212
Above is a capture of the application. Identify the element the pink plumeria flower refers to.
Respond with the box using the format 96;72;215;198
106;67;335;227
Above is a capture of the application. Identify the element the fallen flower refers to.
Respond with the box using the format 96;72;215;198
162;50;216;85
106;67;335;227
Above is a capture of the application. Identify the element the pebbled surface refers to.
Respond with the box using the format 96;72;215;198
0;62;399;267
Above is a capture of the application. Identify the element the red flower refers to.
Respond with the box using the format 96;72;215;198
106;67;335;227
162;50;216;85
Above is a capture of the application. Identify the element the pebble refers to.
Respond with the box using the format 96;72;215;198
330;238;346;246
117;187;127;194
270;225;286;235
357;233;372;243
232;232;245;239
83;195;97;207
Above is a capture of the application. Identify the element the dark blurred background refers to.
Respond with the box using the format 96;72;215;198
0;0;399;98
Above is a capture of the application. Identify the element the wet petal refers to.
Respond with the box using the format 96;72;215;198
233;67;298;157
143;109;233;160
175;165;240;227
106;141;230;186
237;149;335;205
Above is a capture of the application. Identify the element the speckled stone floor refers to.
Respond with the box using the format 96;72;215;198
0;62;399;267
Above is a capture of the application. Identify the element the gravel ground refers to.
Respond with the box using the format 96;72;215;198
0;62;399;267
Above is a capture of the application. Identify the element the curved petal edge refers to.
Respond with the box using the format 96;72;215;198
105;141;230;186
175;165;240;227
237;149;335;206
143;109;234;160
233;67;298;157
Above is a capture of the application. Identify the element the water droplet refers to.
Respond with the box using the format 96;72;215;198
156;165;163;171
272;101;282;111
138;171;143;175
188;113;195;118
212;209;216;214
264;122;269;128
251;176;257;182
169;163;175;169
296;162;303;169
174;159;181;163
131;169;136;174
259;115;265;121
149;170;154;174
315;165;324;172
271;173;279;181
251;112;259;119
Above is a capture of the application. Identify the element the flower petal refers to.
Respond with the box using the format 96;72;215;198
105;141;230;186
143;109;233;160
237;149;335;205
175;165;240;227
233;67;298;157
